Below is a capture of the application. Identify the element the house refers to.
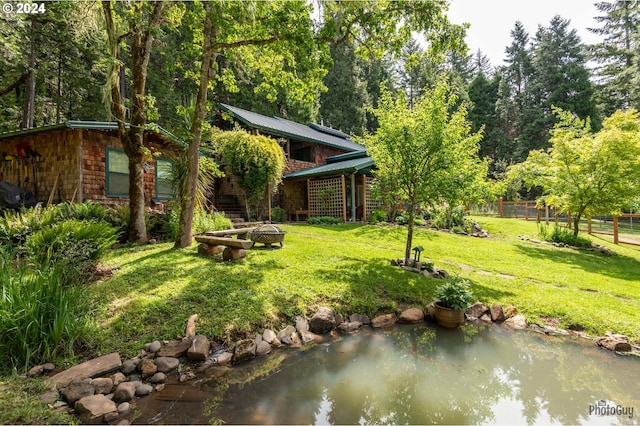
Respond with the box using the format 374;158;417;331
214;104;380;221
0;121;183;207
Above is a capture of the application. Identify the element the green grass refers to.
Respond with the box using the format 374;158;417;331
83;217;640;358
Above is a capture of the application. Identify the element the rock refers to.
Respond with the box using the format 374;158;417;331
399;308;424;324
135;384;153;397
337;321;362;333
91;377;114;395
155;383;166;392
256;341;272;356
233;339;257;364
504;306;519;318
213;352;233;365
121;360;138;375
295;316;309;333
157;339;191;358
309;307;336;334
138;358;157;378
466;302;489;320
117;402;130;415
433;268;449;279
61;377;95;405
490;304;505;322
149;372;167;383
349;313;370;325
148;340;162;353
277;325;297;345
28;365;44;377
40;389;60;404
255;333;263;345
185;314;198;338
262;329;277;344
299;330;319;343
503;314;527;330
371;313;397;328
75;394;117;424
198;243;223;257
290;332;301;345
596;333;632;352
479;314;493;324
113;382;137;403
46;353;122;390
111;372;126;386
424;303;437;322
187;335;210;361
335;313;344;326
155;356;180;373
42;363;55;372
179;372;196;382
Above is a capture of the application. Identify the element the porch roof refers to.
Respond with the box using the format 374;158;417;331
284;155;374;180
219;103;365;153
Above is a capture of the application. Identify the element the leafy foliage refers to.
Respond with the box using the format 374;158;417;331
306;216;341;225
537;224;593;248
434;278;474;310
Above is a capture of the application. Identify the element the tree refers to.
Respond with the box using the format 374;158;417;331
515;108;640;236
364;81;485;262
219;130;285;220
102;0;168;244
589;0;640;115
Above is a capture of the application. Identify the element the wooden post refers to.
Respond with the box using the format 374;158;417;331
341;175;347;222
613;215;619;244
267;183;272;223
499;197;503;218
525;201;529;221
545;205;549;225
307;179;311;217
362;175;367;222
587;216;592;234
536;208;541;223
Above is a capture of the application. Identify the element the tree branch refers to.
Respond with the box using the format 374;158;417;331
0;73;28;97
209;36;280;53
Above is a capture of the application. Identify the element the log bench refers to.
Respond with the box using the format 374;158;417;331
194;233;255;261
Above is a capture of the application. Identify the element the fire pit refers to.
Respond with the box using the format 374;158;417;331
249;224;286;248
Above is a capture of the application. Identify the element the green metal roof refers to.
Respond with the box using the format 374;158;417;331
219;103;365;153
284;156;375;180
0;121;187;148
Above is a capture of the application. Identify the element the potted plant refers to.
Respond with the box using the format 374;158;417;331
433;278;474;328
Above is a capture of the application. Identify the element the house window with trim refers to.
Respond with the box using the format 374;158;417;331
155;157;175;199
106;147;129;197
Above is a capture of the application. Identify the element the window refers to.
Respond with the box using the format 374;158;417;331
106;147;129;197
155;157;175;199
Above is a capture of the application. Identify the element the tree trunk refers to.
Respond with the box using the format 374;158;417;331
175;2;215;248
573;213;581;237
405;197;416;264
22;19;36;129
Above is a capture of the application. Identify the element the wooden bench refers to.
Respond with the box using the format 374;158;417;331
195;233;254;261
204;228;256;239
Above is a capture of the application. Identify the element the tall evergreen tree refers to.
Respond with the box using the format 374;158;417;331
589;0;640;115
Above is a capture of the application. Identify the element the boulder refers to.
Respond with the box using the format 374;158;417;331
61;377;95;405
135;383;153;397
262;329;277;344
138;358;157;378
157;339;191;358
256;341;272;356
277;325;297;345
149;372;167;384
299;330;319;343
75;394;117;424
91;377;114;395
490;304;505;322
187;335;210;361
295;316;309;333
503;314;527;330
121;359;138;375
349;313;370;325
46;353;122;389
113;382;137;403
155;356;180;373
596;333;632;352
371;313;397;328
337;321;362;333
399;308;424;324
213;352;233;365
466;302;489;320
233;339;257;364
335;313;344;326
309;307;336;334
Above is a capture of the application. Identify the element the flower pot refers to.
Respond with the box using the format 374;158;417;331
434;301;465;328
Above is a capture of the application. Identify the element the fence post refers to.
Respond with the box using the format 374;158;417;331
499;197;503;218
525;201;529;221
613;215;619;244
546;205;549;225
587;216;592;234
537;208;541;223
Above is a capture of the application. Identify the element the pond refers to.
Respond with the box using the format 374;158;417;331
126;324;639;425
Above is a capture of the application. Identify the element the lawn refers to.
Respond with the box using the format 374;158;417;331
86;217;640;358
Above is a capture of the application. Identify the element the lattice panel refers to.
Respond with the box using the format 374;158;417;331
308;177;343;218
365;176;382;219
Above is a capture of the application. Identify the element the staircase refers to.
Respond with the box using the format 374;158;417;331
215;194;247;226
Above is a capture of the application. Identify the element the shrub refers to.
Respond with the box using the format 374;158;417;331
429;204;467;229
0;246;88;371
538;224;593;248
434;278;474;310
271;206;286;223
369;208;387;223
306;216;341;225
162;206;233;240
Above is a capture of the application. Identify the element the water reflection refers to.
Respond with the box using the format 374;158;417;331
130;324;640;425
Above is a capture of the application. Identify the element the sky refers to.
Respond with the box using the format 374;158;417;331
446;0;603;67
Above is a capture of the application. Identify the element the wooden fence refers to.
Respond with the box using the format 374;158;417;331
470;198;640;247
